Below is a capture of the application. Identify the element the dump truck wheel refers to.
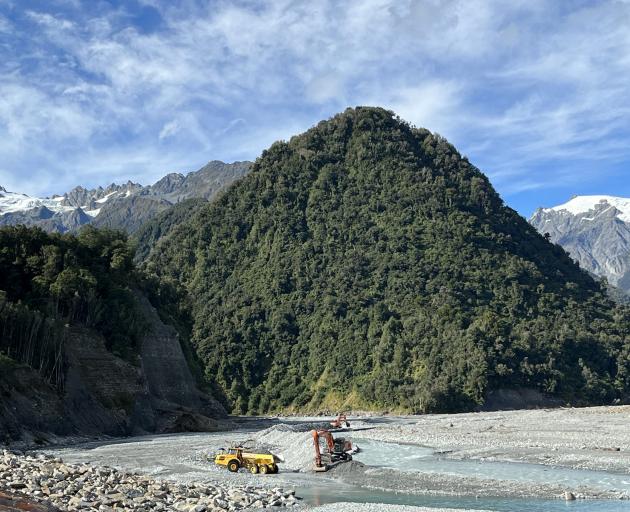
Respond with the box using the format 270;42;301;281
260;464;269;474
271;464;279;474
227;460;240;473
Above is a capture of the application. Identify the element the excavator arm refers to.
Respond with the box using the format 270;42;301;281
312;429;352;471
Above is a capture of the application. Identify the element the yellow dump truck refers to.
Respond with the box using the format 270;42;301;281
214;446;280;474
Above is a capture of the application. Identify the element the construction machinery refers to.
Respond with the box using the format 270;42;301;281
312;429;353;472
214;445;280;474
330;412;350;429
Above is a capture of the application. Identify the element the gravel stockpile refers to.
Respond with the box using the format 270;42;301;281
252;426;316;472
0;451;299;510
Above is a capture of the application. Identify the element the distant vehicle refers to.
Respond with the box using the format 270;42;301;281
330;412;350;429
214;445;280;474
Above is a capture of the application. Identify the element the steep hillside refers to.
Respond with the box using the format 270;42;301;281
530;196;630;295
0;161;250;234
0;226;224;444
133;198;207;262
147;107;630;414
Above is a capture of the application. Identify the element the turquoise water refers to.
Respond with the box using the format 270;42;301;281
296;483;630;511
352;438;630;495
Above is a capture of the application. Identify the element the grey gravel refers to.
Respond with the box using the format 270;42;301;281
1;450;299;511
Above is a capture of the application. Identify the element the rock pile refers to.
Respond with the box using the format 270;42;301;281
0;451;299;511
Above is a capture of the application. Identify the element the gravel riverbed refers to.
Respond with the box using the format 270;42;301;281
0;451;299;510
6;406;630;510
351;406;630;473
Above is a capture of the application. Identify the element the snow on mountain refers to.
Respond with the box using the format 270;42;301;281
0;184;141;218
0;188;75;216
545;195;630;223
0;161;251;234
531;195;630;295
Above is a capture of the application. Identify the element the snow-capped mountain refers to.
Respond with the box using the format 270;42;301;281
530;195;630;294
0;161;251;233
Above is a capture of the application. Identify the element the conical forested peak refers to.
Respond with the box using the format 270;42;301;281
148;108;629;415
239;105;505;231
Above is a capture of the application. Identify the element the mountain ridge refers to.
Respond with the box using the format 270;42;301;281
530;195;630;294
0;160;251;233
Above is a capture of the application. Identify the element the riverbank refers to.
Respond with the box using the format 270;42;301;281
7;406;629;510
351;405;630;474
0;451;299;510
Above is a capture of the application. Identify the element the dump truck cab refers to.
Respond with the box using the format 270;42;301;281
214;447;243;473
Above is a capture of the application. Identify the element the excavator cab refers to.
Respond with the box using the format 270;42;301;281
330;412;350;429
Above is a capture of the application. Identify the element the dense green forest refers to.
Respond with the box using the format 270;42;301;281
133;197;207;262
147;107;630;414
0;225;144;387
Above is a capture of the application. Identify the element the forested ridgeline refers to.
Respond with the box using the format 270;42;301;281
0;225;145;388
146;107;630;414
133;197;208;263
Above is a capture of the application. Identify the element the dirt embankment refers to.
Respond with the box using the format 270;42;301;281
0;293;226;448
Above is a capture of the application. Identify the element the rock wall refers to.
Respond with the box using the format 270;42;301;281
0;293;226;446
530;202;630;294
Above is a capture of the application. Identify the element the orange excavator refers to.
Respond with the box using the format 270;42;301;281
312;429;353;472
330;412;350;429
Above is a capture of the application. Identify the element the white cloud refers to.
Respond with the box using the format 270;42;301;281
1;0;630;207
0;13;10;32
379;81;463;136
158;120;180;141
25;10;74;30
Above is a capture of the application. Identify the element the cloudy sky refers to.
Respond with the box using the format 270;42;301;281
1;0;629;216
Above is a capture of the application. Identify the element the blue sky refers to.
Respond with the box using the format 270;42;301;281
1;0;629;217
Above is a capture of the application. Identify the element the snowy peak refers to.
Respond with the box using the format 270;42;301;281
0;188;75;216
542;195;630;223
0;160;251;234
0;185;6;194
531;194;630;295
60;181;143;212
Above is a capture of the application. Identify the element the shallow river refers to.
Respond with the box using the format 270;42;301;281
42;422;630;512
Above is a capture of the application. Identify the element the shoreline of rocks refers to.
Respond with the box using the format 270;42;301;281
1;451;300;511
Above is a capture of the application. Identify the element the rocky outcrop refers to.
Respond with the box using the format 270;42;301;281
530;196;630;294
133;293;225;433
90;196;172;233
0;292;226;446
145;161;251;204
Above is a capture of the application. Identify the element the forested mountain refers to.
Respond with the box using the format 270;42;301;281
146;107;630;415
133;198;208;262
530;196;630;295
0;225;224;443
0;161;250;234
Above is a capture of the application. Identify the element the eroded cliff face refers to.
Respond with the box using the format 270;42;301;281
0;294;226;446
